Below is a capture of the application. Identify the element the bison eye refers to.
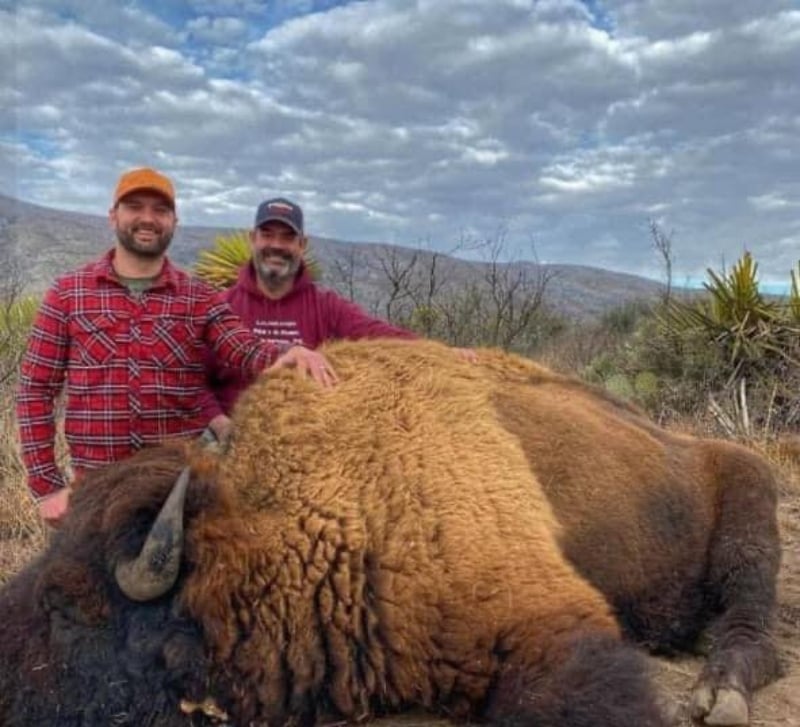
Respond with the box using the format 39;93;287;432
43;588;92;627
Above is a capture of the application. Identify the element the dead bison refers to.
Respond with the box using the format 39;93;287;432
0;339;780;726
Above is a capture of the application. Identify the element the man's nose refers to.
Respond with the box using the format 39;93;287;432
136;205;160;222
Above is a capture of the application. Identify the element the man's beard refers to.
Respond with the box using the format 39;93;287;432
116;225;173;258
254;248;301;290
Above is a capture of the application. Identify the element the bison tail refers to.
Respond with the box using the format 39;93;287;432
484;633;669;727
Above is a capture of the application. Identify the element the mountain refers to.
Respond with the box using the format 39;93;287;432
0;194;666;320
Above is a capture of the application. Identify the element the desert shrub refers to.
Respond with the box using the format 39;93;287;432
0;294;38;387
604;372;636;401
584;253;800;435
599;300;651;336
540;300;654;375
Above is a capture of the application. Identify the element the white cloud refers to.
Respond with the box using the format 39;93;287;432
600;0;796;38
185;15;248;44
1;0;799;282
749;193;800;211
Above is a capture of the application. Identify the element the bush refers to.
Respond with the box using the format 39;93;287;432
583;252;800;435
1;294;38;387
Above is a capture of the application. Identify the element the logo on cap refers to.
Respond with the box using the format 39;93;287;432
254;197;304;234
268;201;294;213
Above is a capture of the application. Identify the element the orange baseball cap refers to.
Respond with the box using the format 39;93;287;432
113;167;176;208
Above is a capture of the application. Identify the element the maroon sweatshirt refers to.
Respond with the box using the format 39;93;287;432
202;261;416;418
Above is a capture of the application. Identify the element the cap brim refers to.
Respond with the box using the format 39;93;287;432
116;186;175;208
255;215;302;235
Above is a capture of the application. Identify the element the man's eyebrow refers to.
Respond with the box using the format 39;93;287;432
122;198;172;209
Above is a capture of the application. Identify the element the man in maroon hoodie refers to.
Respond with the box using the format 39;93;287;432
202;197;420;441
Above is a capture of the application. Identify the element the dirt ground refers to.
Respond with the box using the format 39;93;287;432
1;461;798;726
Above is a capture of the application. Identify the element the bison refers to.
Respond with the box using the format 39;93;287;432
0;339;780;726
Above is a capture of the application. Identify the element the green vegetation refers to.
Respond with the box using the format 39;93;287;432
0;295;38;386
193;230;252;289
578;252;800;437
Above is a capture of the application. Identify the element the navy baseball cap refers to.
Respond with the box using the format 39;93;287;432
254;197;304;235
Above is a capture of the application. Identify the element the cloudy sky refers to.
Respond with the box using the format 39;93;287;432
2;0;799;285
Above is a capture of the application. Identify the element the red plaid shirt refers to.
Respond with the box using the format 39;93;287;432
17;250;279;499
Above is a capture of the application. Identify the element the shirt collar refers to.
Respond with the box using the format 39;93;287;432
94;248;178;290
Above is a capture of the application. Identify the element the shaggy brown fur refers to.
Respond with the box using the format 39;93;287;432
180;338;663;725
184;338;778;725
475;344;781;719
2;338;776;726
0;444;217;726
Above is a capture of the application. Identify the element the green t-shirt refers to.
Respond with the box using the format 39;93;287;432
117;274;158;295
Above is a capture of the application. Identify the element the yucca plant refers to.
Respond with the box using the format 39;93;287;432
789;262;800;323
657;252;794;375
193;231;251;289
194;230;321;289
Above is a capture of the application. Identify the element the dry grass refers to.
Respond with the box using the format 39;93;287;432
0;387;45;583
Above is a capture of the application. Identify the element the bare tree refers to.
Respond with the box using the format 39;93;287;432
361;227;559;352
369;245;421;325
475;229;557;350
649;219;675;305
431;281;487;346
401;236;476;338
328;244;360;302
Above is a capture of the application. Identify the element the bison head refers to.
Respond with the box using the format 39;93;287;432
0;444;230;726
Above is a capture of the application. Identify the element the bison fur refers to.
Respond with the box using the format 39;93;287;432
0;338;780;726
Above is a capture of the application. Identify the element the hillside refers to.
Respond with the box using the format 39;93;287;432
0;194;665;320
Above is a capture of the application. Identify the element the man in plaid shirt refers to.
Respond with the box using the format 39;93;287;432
16;167;337;525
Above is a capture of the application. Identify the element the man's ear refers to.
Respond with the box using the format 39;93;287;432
300;235;309;253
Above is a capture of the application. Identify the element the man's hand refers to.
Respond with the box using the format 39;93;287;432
38;487;71;527
270;345;339;388
208;413;233;444
453;347;479;363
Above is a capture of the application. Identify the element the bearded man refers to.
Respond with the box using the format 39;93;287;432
17;169;336;525
202;197;419;441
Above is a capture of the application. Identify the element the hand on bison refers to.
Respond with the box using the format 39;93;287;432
38;487;71;526
270;345;339;388
207;414;234;445
453;346;479;363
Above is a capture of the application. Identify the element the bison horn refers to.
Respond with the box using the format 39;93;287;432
114;466;191;602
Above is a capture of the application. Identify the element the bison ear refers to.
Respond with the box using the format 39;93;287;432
114;467;191;602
